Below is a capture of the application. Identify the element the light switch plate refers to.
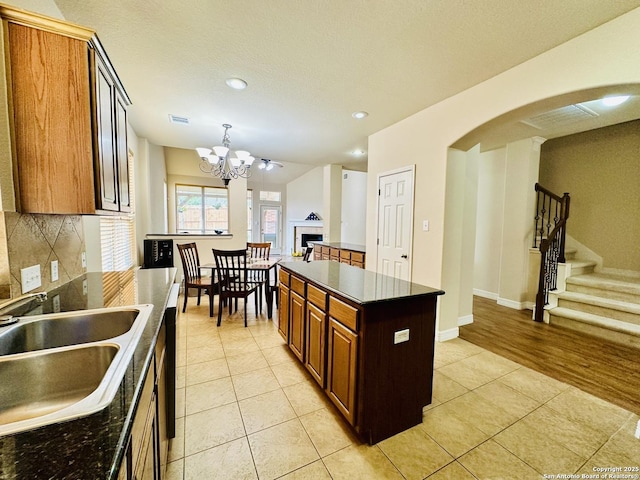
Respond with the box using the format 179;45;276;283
422;220;430;231
81;252;87;268
394;328;410;344
21;264;42;293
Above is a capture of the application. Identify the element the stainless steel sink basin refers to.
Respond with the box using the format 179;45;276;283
0;304;154;436
0;309;140;355
0;344;118;426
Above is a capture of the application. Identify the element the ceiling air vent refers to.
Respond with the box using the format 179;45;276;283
520;104;599;130
168;114;190;125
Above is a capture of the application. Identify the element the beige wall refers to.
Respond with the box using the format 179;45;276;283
540;119;640;272
474;147;506;298
367;8;640;336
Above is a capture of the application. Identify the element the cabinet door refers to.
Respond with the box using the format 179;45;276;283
305;302;326;387
289;291;305;361
8;23;95;214
326;318;358;425
156;345;168;479
94;55;119;212
115;93;131;212
278;285;290;342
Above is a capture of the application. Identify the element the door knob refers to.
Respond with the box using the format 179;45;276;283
401;254;408;259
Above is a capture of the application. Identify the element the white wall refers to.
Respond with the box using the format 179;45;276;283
341;170;367;244
286;167;323;222
367;8;640;336
474;147;507;299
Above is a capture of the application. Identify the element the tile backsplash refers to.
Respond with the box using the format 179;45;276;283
1;212;86;299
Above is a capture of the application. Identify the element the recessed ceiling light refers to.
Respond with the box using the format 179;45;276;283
352;149;366;156
225;78;248;90
352;111;368;119
601;95;630;107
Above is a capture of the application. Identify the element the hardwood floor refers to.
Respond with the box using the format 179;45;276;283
460;296;640;415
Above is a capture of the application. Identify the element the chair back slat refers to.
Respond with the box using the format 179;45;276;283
178;243;201;283
247;242;271;260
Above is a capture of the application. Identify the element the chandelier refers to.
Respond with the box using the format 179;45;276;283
195;124;254;185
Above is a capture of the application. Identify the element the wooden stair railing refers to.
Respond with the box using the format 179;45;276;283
533;183;570;322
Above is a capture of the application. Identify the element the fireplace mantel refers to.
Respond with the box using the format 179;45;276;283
288;220;323;253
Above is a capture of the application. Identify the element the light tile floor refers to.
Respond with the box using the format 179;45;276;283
166;298;640;480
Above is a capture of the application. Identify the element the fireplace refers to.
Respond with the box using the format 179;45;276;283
289;220;323;252
301;233;322;247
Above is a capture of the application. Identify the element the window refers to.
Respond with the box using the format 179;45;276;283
247;189;253;242
176;184;228;234
100;216;135;271
259;190;281;202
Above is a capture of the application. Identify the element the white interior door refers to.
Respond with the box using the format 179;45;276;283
260;205;282;253
376;167;414;280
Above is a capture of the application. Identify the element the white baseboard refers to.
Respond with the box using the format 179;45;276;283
473;289;498;300
437;327;459;342
458;314;473;326
497;297;526;310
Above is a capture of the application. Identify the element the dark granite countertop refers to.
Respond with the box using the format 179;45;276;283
0;267;176;480
307;241;366;253
279;260;443;305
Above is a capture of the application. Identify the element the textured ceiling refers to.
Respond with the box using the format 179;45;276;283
53;0;640;183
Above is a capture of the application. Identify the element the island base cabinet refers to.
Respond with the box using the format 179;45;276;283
326;318;358;426
305;302;326;386
277;262;442;444
277;285;290;342
289;291;305;361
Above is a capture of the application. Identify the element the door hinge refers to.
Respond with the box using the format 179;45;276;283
378;189;381;196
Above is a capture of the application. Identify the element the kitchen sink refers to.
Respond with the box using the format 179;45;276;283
0;304;154;436
0;344;118;426
0;308;140;355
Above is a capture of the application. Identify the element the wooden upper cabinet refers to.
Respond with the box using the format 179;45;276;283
1;6;131;214
8;22;95;214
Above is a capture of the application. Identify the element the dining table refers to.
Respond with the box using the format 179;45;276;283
199;257;281;319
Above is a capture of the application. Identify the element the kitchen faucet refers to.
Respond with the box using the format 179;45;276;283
0;291;47;326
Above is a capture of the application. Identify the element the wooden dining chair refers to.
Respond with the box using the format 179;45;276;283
247;242;271;312
303;245;313;262
247;242;271;261
177;242;217;316
213;249;260;327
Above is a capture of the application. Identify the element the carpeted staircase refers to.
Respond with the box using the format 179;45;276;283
548;269;640;348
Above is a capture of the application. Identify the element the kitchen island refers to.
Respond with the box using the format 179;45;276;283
0;268;176;480
277;260;444;444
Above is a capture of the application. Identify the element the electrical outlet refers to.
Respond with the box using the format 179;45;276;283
81;252;87;268
21;265;42;293
394;328;410;344
51;260;59;282
52;294;61;313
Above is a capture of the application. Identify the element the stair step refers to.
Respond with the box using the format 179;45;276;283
549;307;640;348
567;260;596;276
557;291;640;325
566;273;640;305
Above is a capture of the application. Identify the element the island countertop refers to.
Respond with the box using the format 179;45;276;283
279;260;444;305
0;268;176;480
